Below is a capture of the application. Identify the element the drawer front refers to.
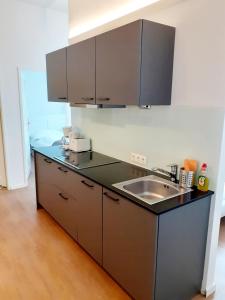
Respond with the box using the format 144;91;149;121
36;153;56;186
36;153;81;199
53;162;81;198
52;187;78;241
76;177;103;264
38;182;78;241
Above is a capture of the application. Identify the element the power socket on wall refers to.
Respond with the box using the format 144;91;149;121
130;152;147;167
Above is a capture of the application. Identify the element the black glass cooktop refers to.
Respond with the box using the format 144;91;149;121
54;150;120;170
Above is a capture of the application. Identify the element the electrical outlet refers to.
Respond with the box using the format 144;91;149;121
130;152;147;166
130;152;136;162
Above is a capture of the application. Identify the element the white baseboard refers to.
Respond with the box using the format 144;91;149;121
201;282;216;298
7;181;28;190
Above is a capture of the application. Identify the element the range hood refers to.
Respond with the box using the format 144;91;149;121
70;103;126;109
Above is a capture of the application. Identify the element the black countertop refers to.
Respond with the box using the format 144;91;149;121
33;146;214;215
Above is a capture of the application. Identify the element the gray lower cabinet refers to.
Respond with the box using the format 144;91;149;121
46;48;68;102
35;154;78;240
76;177;103;265
155;198;211;300
102;188;157;300
35;153;103;264
102;188;211;300
35;153;211;300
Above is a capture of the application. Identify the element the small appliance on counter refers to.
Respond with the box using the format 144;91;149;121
63;126;73;138
62;127;91;152
68;138;91;152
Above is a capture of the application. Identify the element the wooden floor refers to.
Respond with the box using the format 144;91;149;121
193;217;225;300
0;167;224;300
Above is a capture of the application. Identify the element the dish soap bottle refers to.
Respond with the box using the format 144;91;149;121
197;163;209;192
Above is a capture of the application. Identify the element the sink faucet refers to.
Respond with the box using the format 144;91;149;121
151;164;178;183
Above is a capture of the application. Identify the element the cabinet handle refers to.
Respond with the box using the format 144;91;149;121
58;193;68;200
58;167;68;173
104;192;119;202
44;158;52;164
58;97;67;100
81;180;94;188
97;97;110;101
81;97;94;101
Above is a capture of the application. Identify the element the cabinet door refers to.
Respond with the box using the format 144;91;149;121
103;188;157;300
46;48;68;102
67;38;95;104
76;177;102;264
96;21;142;105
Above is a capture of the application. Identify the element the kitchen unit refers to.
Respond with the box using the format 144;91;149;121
34;146;213;300
46;19;175;107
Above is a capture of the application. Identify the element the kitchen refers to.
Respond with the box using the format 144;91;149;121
35;1;224;299
0;0;225;300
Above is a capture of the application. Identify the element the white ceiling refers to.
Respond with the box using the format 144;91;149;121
17;0;68;12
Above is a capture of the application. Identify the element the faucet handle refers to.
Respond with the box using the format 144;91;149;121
167;164;178;175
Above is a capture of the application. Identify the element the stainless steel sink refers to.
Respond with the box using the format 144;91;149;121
112;175;191;205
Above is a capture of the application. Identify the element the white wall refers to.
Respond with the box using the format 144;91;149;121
69;0;183;39
0;0;68;189
69;0;225;295
72;106;224;189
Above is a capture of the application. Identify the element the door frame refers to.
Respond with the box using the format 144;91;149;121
17;67;36;187
0;93;7;188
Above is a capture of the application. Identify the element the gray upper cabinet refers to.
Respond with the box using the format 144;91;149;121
103;188;157;300
46;48;68;102
46;19;175;106
140;20;175;106
96;19;175;106
67;38;95;104
96;21;142;105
